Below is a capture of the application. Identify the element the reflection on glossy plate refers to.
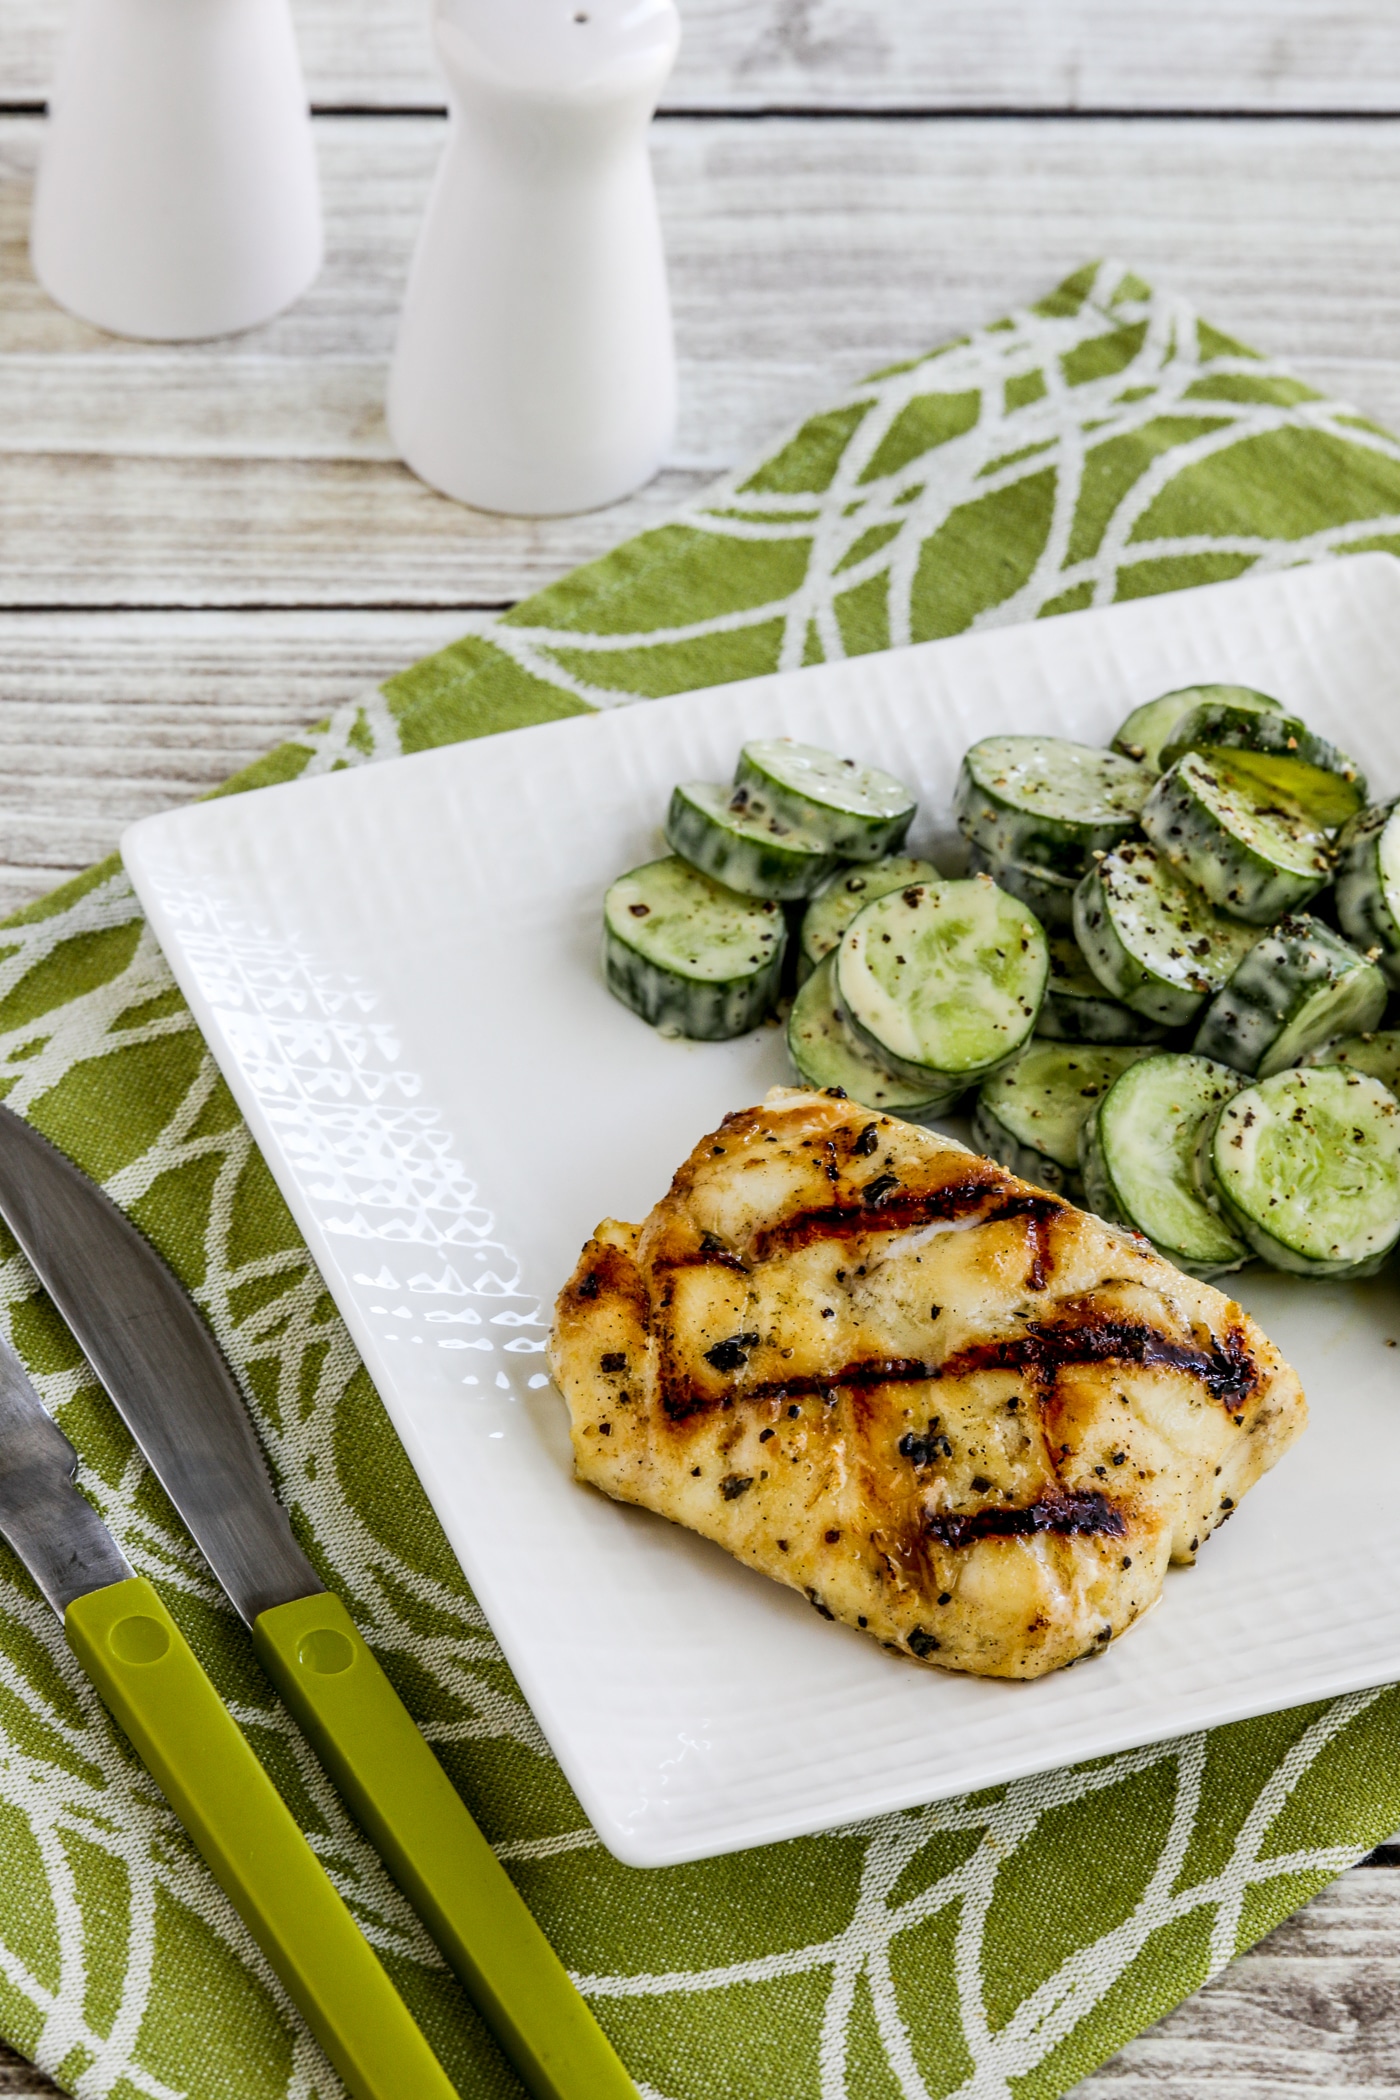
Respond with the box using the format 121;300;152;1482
123;555;1400;1867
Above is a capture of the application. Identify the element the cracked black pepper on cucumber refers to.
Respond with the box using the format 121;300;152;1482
596;689;1400;1287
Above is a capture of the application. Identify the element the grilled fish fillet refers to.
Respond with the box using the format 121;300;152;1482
549;1087;1306;1679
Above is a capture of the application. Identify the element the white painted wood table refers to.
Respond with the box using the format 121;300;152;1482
6;1;1400;2091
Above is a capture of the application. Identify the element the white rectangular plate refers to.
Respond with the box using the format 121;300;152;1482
124;555;1400;1868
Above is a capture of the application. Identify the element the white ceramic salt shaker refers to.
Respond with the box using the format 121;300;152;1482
388;0;680;516
31;0;322;341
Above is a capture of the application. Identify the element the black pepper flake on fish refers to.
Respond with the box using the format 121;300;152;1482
704;1332;760;1373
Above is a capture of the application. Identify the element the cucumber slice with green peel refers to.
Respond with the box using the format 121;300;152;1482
1336;798;1400;989
1193;744;1365;832
1158;703;1366;826
955;735;1150;878
666;780;837;900
1111;684;1282;772
787;955;962;1118
603;856;786;1039
735;739;916;861
1299;1029;1400;1092
973;1042;1151;1197
836;877;1049;1089
1204;1066;1400;1279
798;856;942;984
1140;749;1334;923
1080;1053;1249;1278
1192;914;1387;1078
1036;935;1169;1044
966;842;1077;930
1073;841;1257;1026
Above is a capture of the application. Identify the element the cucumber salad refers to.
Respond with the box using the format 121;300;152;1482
600;688;1400;1283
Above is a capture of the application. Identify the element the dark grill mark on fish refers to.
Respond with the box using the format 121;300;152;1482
749;1357;934;1402
926;1490;1126;1548
749;1178;1064;1260
656;1239;750;1276
936;1313;1258;1409
569;1240;650;1328
1026;1209;1055;1293
662;1354;936;1423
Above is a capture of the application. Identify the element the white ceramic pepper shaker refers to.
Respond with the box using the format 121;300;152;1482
388;0;680;517
31;0;322;341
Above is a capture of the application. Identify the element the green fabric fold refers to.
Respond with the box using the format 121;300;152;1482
5;259;1400;2100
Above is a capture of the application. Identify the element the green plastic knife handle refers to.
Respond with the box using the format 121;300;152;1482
66;1578;458;2100
254;1591;636;2100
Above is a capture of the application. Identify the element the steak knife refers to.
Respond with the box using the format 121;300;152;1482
0;1333;457;2100
0;1103;633;2100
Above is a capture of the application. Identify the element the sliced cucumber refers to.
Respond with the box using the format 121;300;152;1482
1112;684;1281;771
1036;935;1169;1044
1158;702;1366;826
1300;1029;1400;1092
735;738;915;861
1204;1066;1400;1279
603;856;786;1039
973;1042;1150;1197
1336;798;1400;989
787;955;961;1117
1073;841;1257;1026
666;780;837;901
1080;1053;1249;1278
1140;748;1333;922
1193;914;1387;1078
966;842;1077;931
798;856;942;984
1201;745;1365;833
836;877;1049;1089
955;735;1150;878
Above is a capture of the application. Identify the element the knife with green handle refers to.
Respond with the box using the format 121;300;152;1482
0;1334;458;2100
0;1102;635;2100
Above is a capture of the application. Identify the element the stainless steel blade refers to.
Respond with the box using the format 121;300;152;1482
0;1337;133;1614
0;1105;322;1624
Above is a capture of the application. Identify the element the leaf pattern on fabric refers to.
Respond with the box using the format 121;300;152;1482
5;262;1400;2100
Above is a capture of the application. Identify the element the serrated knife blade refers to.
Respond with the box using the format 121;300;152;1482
0;1102;321;1623
0;1334;133;1612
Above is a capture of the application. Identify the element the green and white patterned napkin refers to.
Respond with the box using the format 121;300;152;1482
6;259;1400;2100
